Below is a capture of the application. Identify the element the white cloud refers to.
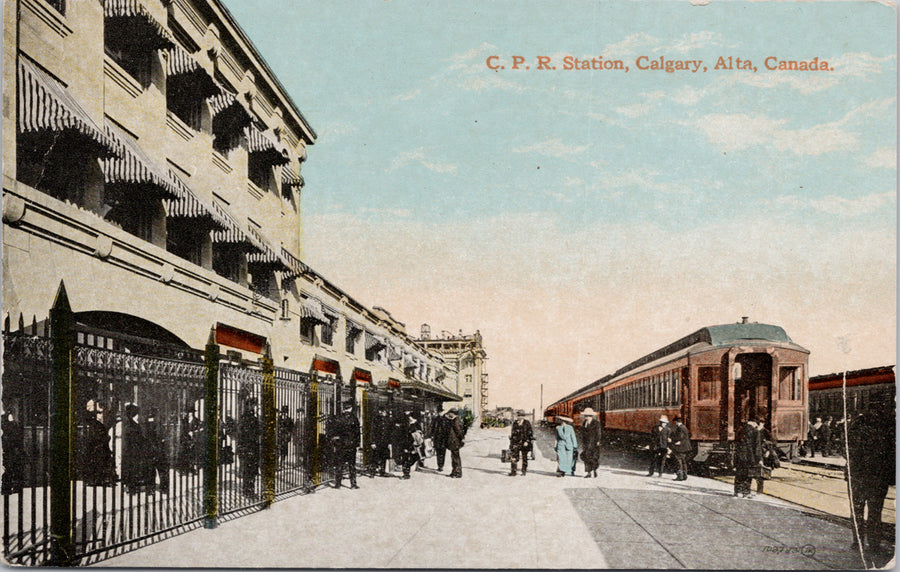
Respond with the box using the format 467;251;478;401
660;31;724;54
602;33;659;58
598;168;697;196
512;138;589;158
694;113;858;155
393;89;421;102
388;148;458;175
865;147;897;169
775;191;895;216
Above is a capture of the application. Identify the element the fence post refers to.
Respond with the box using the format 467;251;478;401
309;372;320;486
48;281;74;566
204;329;220;529
261;344;276;507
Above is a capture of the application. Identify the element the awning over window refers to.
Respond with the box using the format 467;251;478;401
400;379;462;402
402;354;417;369
247;123;290;166
279;247;308;278
17;57;121;157
164;170;237;232
298;296;328;324
311;355;340;376
208;89;251;134
346;320;363;338
352;368;372;384
167;43;219;99
246;231;291;273
365;332;387;353
281;165;304;189
211;218;270;256
102;122;182;198
105;0;175;51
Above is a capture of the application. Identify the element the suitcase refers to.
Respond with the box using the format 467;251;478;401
501;449;511;463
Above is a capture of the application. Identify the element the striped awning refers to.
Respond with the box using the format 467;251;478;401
346;320;363;337
167;43;220;99
211;219;265;254
298;296;328;324
366;332;387;353
164;170;237;232
281;166;304;188
208;89;251;130
279;247;307;278
246;123;290;166
402;354;417;369
17;57;121;158
246;228;291;272
387;343;402;361
102;122;181;198
104;0;174;51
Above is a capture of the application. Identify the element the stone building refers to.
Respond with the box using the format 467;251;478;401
2;0;458;407
416;324;488;419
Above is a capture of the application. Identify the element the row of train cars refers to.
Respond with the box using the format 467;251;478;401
544;318;895;470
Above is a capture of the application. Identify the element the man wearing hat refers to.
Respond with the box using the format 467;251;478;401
669;416;692;481
445;408;465;478
508;412;534;476
328;402;361;489
647;415;670;477
580;408;602;478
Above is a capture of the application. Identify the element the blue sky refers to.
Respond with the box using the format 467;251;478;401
224;0;896;411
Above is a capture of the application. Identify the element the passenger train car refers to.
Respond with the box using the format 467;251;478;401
545;319;809;467
808;365;895;422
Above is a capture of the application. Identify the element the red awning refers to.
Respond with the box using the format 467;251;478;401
388;378;401;389
215;323;265;354
311;355;340;375
352;368;372;384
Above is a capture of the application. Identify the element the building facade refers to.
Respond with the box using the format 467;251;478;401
416;325;488;419
2;0;458;407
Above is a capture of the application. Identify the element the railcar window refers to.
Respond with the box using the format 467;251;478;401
698;366;718;401
779;366;801;401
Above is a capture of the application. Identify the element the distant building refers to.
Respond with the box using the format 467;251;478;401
416;325;488;419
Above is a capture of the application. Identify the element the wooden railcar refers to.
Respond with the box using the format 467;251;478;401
808;365;895;423
546;320;810;467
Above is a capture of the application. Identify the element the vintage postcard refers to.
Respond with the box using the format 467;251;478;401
1;0;896;568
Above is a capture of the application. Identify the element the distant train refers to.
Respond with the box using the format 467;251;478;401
808;365;895;423
545;319;810;468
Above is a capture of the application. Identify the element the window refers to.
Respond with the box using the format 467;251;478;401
248;154;273;190
166;217;205;266
168;85;203;131
321;316;335;346
280;299;290;320
105;42;153;87
107;195;155;243
300;318;315;342
779;367;801;401
212;245;244;284
698;367;718;401
46;0;65;15
345;326;359;354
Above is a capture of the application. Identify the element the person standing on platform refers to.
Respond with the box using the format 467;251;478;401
237;397;261;499
846;401;895;553
555;416;578;477
647;415;670;477
328;403;360;489
579;409;602;478
446;408;465;478
808;417;822;457
669;416;692;481
508;412;534;476
370;407;391;476
394;411;418;480
820;416;833;457
734;419;762;498
430;410;451;472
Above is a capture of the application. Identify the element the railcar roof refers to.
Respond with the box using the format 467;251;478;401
548;322;807;407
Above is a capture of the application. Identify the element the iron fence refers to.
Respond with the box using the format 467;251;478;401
2;294;438;565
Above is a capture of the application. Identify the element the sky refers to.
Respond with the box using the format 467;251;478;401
222;0;896;413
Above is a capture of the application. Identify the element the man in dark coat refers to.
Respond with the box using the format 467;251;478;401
846;402;895;552
370;407;391;476
176;405;202;474
143;407;170;492
393;411;418;479
820;416;833;457
237;397;261;498
445;408;465;478
734;419;762;497
669;416;692;481
579;409;602;478
328;403;361;489
78;399;117;487
430;410;451;472
276;405;294;469
121;403;153;494
508;412;534;476
647;415;670;477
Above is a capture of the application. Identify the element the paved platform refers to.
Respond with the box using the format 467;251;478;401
97;427;887;569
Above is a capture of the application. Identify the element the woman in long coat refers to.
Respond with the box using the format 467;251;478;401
579;409;602;478
555;416;579;477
